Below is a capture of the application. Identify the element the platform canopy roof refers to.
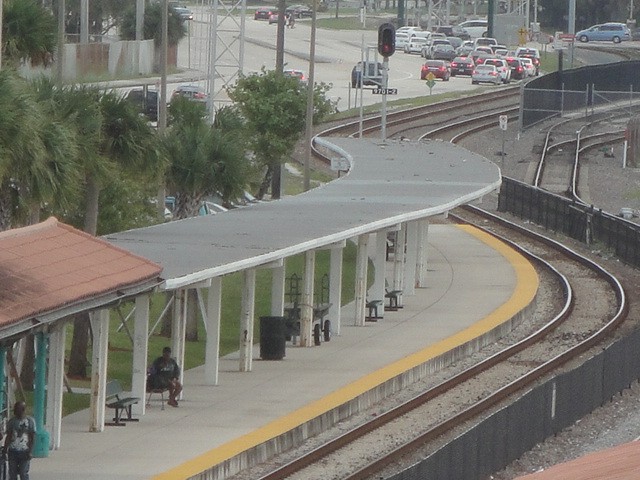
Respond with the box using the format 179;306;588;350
106;138;501;290
0;218;162;341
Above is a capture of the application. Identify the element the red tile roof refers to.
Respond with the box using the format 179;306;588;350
516;440;640;479
0;218;162;327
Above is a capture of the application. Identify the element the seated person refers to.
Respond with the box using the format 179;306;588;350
148;347;182;407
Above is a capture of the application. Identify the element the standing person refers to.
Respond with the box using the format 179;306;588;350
3;401;35;480
289;13;295;28
149;347;182;407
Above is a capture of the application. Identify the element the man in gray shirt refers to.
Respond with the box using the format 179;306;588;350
3;401;35;480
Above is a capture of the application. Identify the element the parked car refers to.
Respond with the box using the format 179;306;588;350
125;88;158;121
519;57;536;76
470;49;492;63
450;56;475;76
404;37;429;54
505;57;526;80
458;19;488;39
494;48;509;57
431;44;457;61
472;64;501;85
172;84;208;102
456;44;475;57
285;4;313;18
420;60;451;81
172;6;193;20
482;58;511;83
436;25;471;40
268;12;279;24
576;22;631;43
351;61;383;88
254;6;276;19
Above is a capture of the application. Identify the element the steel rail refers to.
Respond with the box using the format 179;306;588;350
417;107;519;142
343;205;627;480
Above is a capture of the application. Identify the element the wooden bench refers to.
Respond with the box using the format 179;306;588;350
365;300;383;321
105;380;140;426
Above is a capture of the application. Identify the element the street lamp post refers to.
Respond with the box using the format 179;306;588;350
304;0;318;192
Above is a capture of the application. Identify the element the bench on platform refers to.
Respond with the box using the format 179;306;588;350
385;288;403;311
105;380;140;426
365;300;383;321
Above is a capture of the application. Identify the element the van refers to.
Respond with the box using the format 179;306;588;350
458;19;488;39
576;23;631;43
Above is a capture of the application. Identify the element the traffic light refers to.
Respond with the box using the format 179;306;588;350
378;23;396;57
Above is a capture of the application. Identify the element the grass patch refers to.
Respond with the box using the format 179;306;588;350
63;242;371;414
316;16;378;30
283;164;336;196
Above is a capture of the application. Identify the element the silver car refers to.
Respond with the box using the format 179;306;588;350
471;64;501;85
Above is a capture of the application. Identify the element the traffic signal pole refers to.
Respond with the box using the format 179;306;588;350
381;57;389;142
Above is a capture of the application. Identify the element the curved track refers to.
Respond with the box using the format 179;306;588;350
256;206;626;480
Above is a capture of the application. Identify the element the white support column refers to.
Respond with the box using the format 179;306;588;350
373;231;387;311
172;290;187;396
354;234;369;326
131;294;150;416
404;221;419;296
239;269;256;371
393;225;406;307
46;322;66;449
328;245;343;335
204;277;222;385
416;219;430;288
299;251;316;347
80;0;89;44
89;309;109;432
271;264;285;317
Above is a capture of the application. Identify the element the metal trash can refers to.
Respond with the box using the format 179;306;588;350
260;316;286;360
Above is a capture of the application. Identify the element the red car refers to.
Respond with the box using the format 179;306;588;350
420;60;450;81
254;6;276;19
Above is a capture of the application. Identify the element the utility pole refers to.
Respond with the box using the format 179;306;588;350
275;0;286;72
0;0;3;69
304;0;318;192
568;0;575;67
158;0;168;133
56;0;65;84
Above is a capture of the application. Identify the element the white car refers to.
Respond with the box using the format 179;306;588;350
458;19;488;39
519;57;536;77
471;64;501;85
395;32;410;50
404;37;429;54
482;58;511;83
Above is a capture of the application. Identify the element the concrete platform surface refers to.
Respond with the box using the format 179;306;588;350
31;224;537;480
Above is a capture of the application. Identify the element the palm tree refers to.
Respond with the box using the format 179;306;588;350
164;99;249;219
2;0;56;67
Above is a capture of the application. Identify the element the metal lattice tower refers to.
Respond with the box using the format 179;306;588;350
189;0;246;117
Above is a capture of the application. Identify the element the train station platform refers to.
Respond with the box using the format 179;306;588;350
31;222;538;480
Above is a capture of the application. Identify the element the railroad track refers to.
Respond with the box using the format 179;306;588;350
312;87;520;153
252;206;626;480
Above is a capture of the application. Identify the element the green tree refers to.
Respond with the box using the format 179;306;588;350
163;98;250;219
2;0;56;66
118;2;186;46
0;70;78;230
228;69;335;198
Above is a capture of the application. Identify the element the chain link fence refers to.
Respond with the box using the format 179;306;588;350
521;60;640;130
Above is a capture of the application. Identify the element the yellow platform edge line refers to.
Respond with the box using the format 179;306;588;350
153;224;539;480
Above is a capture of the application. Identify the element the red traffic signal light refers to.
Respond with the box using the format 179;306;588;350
378;23;396;57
